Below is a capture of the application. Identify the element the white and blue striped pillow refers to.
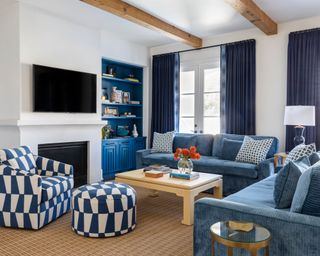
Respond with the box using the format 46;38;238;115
0;146;37;172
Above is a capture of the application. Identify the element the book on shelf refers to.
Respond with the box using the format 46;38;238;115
130;101;140;105
120;115;136;117
143;165;171;174
170;171;200;180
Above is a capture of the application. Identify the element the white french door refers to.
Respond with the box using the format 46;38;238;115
179;63;220;134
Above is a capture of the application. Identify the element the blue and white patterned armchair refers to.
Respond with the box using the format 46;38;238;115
0;146;74;229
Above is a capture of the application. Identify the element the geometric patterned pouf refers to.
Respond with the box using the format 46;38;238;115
71;182;137;238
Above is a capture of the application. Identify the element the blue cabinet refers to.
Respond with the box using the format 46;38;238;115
102;137;146;180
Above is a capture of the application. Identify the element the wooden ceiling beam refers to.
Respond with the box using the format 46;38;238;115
224;0;278;35
80;0;202;48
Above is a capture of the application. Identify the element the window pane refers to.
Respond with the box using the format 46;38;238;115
204;93;220;116
204;117;220;135
204;68;220;92
180;70;195;94
180;118;194;133
180;94;194;117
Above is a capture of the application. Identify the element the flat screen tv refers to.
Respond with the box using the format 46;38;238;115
33;64;97;113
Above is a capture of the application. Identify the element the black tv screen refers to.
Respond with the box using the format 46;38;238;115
33;65;96;113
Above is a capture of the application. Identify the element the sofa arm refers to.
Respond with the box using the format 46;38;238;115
194;198;320;256
0;164;42;212
35;156;74;177
136;149;153;168
257;157;275;179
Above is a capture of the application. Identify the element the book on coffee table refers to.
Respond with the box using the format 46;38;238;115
143;165;171;173
170;172;200;180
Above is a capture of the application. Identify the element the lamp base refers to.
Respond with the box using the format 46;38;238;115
294;126;305;146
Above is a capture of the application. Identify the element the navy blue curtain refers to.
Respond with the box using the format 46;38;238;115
286;28;320;151
151;53;180;143
220;39;256;135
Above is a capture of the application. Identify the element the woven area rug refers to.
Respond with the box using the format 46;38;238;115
0;188;210;256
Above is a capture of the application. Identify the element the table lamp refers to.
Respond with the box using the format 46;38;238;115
284;105;315;146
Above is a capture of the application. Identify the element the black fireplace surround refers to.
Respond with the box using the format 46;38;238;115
38;141;88;187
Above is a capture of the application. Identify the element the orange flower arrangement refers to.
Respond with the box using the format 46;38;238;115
174;146;201;161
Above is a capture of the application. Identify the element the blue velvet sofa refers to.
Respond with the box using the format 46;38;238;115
194;174;320;256
136;133;279;195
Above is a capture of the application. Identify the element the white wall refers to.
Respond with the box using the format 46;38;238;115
150;16;320;150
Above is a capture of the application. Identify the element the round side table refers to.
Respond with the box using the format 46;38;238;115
210;221;271;256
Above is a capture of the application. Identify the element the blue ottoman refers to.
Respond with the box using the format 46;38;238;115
71;182;136;237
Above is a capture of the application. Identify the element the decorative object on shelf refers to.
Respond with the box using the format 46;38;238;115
111;87;122;103
174;146;201;174
125;74;140;83
132;124;138;138
105;65;116;77
123;91;130;104
117;125;130;137
121;112;136;117
102;125;114;139
101;88;109;101
284;105;315;146
130;100;140;105
104;107;118;116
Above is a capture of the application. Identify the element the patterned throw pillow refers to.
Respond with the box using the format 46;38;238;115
284;143;316;165
152;131;175;153
235;136;273;165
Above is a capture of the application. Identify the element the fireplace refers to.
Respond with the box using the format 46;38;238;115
38;141;88;187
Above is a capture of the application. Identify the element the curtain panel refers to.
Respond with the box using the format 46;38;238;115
220;39;256;135
151;53;180;144
286;28;320;151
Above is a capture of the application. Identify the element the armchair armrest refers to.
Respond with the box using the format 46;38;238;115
35;156;74;177
194;198;320;256
257;157;275;179
0;164;42;212
136;149;153;168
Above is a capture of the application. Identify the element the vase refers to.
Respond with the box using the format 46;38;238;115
177;158;193;174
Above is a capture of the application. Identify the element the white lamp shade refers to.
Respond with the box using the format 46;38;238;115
284;105;315;126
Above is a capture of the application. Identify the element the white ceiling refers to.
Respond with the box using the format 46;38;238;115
19;0;320;47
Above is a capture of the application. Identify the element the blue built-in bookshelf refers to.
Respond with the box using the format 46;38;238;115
101;58;146;180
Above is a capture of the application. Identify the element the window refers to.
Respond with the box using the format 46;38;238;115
179;56;220;134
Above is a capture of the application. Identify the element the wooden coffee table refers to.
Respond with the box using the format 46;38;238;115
115;169;223;225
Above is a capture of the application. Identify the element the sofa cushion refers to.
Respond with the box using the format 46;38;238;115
194;156;258;178
195;134;214;156
173;134;197;152
0;146;36;172
225;175;276;208
235;136;273;165
220;139;242;161
212;134;279;159
285;143;316;165
274;157;310;209
41;176;73;202
152;131;174;153
291;162;320;216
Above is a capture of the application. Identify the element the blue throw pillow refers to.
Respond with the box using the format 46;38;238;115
291;162;320;216
220;139;243;161
173;135;197;152
309;152;320;165
273;156;310;209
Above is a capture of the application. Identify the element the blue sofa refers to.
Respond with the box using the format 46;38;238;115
137;133;279;195
194;174;320;256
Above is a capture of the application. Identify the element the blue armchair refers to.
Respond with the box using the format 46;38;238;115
0;146;73;229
